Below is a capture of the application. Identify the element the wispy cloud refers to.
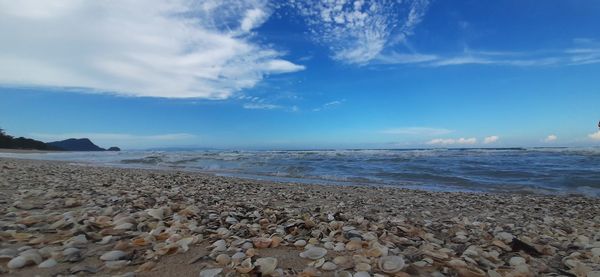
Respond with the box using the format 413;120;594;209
243;103;282;110
287;0;429;65
588;131;600;141
427;137;477;146
312;99;345;112
376;39;600;67
483;135;499;144
543;134;558;142
0;0;304;99
382;127;453;136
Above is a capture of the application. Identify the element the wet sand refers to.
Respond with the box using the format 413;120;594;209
0;158;599;276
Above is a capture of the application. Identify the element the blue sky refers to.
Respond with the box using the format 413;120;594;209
1;0;599;149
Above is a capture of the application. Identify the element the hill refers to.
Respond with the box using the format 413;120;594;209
0;128;62;150
47;138;105;151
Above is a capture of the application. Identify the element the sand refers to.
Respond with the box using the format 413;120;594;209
0;157;599;276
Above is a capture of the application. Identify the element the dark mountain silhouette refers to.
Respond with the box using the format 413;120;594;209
47;138;105;151
0;128;62;150
107;146;121;151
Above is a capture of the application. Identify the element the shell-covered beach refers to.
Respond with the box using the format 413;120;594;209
1;158;599;276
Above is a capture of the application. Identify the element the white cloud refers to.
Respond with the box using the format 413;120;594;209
588;131;600;141
483;135;499;144
544;135;558;142
382;127;453;136
427;137;477;146
243;103;281;110
288;0;429;64
30;132;196;148
0;0;304;99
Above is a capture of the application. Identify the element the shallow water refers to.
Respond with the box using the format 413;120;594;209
2;147;600;196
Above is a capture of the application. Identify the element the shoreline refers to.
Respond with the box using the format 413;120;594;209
1;153;598;198
0;158;599;276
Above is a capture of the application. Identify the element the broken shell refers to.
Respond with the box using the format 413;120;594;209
8;256;30;269
236;258;255;273
300;247;327;260
255;257;278;275
378;256;406;273
253;237;272;248
146;208;164;220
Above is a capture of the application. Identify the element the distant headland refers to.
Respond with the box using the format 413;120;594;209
0;128;119;151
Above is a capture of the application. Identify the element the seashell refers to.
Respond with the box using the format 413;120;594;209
0;248;18;259
8;256;30;269
236;258;255;273
38;258;57;268
100;250;127;261
246;248;257;257
322;261;337;271
366;242;388;257
62;247;81;257
98;235;114;245
114;222;133;230
177;237;195;252
135;261;156;272
255;257;278;275
335;271;353;277
294;240;307;247
355;262;371;272
271;236;283;247
509;256;526;266
20;250;43;264
253;237;272;248
310;257;325;268
378;256;406;273
105;260;130;270
346;240;363;251
216;254;231;266
354;272;371;277
64;234;88;248
199;268;223;277
146;208;164;220
300;247;327;260
232;252;246;262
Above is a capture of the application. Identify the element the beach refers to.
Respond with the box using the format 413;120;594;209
0;157;599;276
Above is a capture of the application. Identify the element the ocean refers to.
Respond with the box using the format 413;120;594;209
2;147;600;196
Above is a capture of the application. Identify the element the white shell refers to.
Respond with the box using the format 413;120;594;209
299;247;327;260
378;256;406;273
7;256;28;269
100;250;127;261
255;257;278;275
97;235;114;245
38;258;57;268
199;268;223;277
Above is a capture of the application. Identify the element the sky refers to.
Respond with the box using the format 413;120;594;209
1;0;599;149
